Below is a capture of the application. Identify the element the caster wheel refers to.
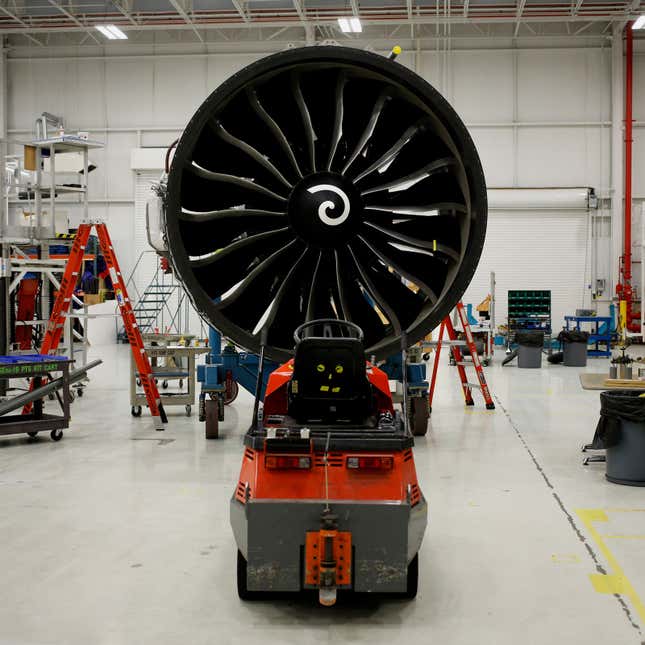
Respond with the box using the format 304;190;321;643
409;398;429;436
27;431;38;438
185;404;192;417
77;388;84;397
131;405;142;417
162;380;169;389
50;429;63;442
482;359;489;367
205;398;219;439
48;392;56;401
136;379;141;387
224;380;239;405
179;379;184;388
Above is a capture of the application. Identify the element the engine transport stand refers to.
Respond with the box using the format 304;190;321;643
380;345;430;437
197;326;277;439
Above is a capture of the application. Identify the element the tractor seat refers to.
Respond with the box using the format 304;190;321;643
288;336;372;423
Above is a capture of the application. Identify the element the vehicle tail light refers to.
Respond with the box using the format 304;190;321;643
265;455;311;470
346;455;394;470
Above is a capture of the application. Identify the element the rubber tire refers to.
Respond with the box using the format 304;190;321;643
205;398;219;439
185;404;191;417
131;405;142;417
224;380;239;405
403;554;419;599
410;398;429;436
27;431;38;438
50;429;63;442
237;550;261;600
77;388;83;397
162;380;168;389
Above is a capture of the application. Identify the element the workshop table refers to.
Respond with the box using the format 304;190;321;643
130;345;209;417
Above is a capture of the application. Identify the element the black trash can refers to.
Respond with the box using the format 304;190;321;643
559;330;589;367
516;331;544;369
595;390;645;486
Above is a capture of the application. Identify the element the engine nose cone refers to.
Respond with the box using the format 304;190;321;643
288;172;363;247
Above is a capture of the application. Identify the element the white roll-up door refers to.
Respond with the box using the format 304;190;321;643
462;208;590;334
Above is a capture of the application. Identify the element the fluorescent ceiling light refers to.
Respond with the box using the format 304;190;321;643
337;16;362;33
633;15;645;29
96;24;128;40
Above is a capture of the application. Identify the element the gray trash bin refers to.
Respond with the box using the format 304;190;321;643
563;341;587;367
516;331;543;369
518;345;542;368
595;390;645;486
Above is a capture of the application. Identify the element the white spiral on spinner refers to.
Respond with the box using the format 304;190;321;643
307;184;351;226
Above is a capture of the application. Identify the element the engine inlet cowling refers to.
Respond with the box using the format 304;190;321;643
165;46;487;362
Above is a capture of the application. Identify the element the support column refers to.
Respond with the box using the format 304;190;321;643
610;24;624;293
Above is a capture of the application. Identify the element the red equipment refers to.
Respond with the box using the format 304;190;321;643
428;302;495;411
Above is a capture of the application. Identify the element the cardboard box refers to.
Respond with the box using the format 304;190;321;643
83;293;103;306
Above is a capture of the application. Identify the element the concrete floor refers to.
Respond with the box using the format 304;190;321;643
1;344;645;645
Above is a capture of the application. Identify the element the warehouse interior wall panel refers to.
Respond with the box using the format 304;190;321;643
462;211;590;331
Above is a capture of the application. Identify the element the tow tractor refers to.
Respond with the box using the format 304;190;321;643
231;320;426;603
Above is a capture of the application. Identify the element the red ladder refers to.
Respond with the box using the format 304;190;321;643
24;222;167;429
428;301;495;411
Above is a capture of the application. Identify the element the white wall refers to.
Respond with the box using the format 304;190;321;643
5;39;642;337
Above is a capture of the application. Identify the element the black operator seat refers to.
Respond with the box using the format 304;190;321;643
288;320;373;424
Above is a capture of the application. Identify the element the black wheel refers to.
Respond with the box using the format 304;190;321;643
185;404;192;417
237;550;261;600
482;359;489;367
77;388;84;397
131;405;142;417
136;378;141;386
165;46;487;364
409;397;429;436
224;380;239;405
162;380;169;389
205;398;219;439
402;554;419;599
27;431;38;438
179;379;184;388
50;429;63;442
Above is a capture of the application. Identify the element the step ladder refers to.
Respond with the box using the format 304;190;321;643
428;301;495;412
24;222;167;429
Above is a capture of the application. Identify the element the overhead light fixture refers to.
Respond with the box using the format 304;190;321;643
633;15;645;29
95;24;128;40
337;16;362;33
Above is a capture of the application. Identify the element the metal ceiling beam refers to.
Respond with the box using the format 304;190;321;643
571;0;585;16
168;0;204;41
292;0;306;24
0;5;43;45
111;0;138;26
46;0;101;44
231;0;250;22
0;10;640;36
514;0;527;36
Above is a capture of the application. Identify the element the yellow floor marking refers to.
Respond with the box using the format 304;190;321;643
551;553;581;564
577;509;645;623
601;534;645;540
